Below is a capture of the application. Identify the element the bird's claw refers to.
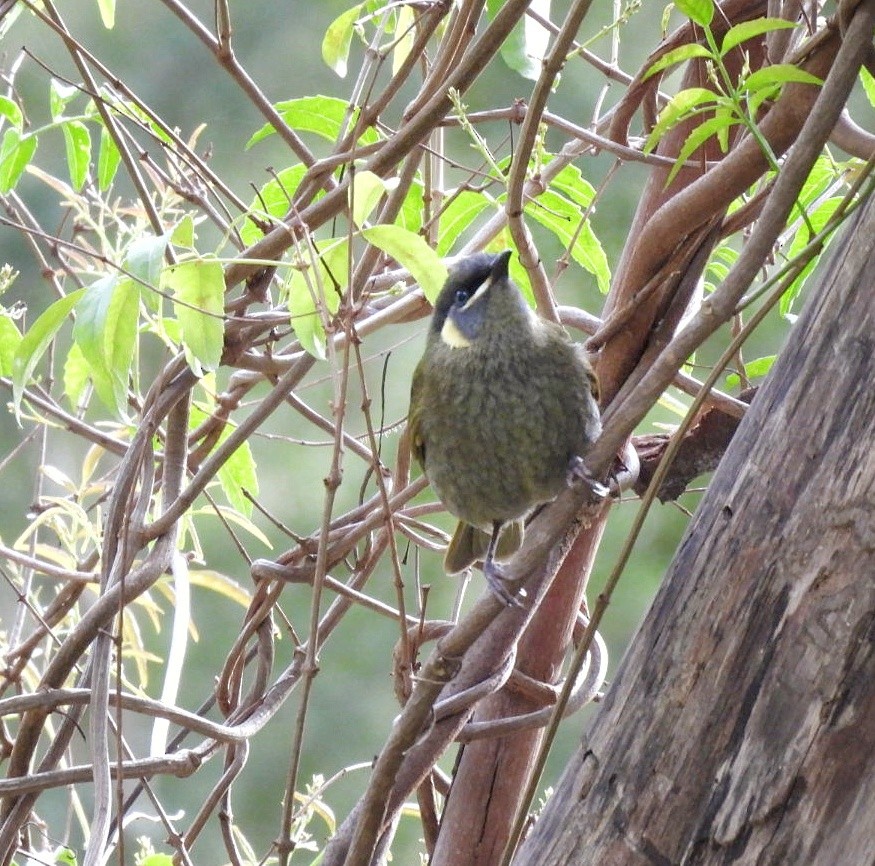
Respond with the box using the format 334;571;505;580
567;456;610;498
483;559;527;608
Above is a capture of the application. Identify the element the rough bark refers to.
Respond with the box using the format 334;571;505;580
513;187;875;864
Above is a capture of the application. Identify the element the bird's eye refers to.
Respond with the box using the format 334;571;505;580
454;288;470;305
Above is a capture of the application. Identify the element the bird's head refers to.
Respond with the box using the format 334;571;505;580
429;250;529;348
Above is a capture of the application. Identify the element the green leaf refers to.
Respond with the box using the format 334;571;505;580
322;3;363;78
392;4;416;76
435;189;492;256
285;239;346;360
666;114;739;186
523;182;610;293
97;0;116;28
397;178;424;234
189;405;259;517
49;79;78;121
0;129;37;193
172;214;196;248
861;66;875;109
62;120;91;191
721;18;797;55
643;88;721;153
241;165;307;246
642;44;713;81
675;0;714;26
350;170;396;227
488;0;550;80
126;232;169;289
362;225;447;302
12;288;85;416
97;125;121;190
246;95;380;149
164;259;226;371
726;354;775;388
0;314;22;376
740;64;822;95
62;341;90;406
54;847;77;866
126;231;169;313
72;275;140;415
0;95;23;131
781;196;844;315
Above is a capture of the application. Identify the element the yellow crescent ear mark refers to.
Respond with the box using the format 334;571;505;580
441;316;472;348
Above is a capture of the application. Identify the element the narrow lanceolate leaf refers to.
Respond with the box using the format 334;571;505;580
322;2;363;78
740;65;823;94
721;18;797;55
643;88;722;153
97;0;116;27
12;288;85;417
0;315;22;376
642;44;713;81
164;259;226;371
0;129;37;193
435;190;492;256
362;225;448;303
97;124;121;190
667;115;739;186
126;232;170;294
72;275;140;416
0;95;23;131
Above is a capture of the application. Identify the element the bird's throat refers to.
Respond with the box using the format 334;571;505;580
440;316;473;348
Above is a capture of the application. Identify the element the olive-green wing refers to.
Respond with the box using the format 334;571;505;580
407;360;427;469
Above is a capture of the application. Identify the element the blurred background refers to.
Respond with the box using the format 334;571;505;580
0;1;799;862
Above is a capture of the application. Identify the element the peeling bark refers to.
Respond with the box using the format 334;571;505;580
513;178;875;866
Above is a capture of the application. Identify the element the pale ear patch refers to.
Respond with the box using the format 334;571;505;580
461;276;491;310
441;316;472;348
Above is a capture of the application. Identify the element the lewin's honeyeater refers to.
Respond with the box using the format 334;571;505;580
408;250;603;605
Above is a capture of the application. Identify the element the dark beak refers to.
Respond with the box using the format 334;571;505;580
491;249;513;280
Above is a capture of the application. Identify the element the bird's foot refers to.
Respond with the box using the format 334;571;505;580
567;455;610;499
483;558;527;608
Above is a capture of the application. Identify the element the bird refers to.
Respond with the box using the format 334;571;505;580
407;249;603;605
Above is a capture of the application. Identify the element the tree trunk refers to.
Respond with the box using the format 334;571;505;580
513;190;875;864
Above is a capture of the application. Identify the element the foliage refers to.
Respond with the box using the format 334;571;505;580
0;1;871;866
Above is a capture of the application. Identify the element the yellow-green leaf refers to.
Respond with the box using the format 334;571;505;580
322;3;363;78
362;225;447;302
164;259;226;371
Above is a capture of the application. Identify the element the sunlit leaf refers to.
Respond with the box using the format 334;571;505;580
72;275;140;415
97;0;115;28
0;314;22;376
350;170;397;227
164;259;226;371
322;2;363;78
0;129;37;193
49;79;78;121
61;121;91;190
0;95;23;131
97;125;121;190
362;225;447;302
62;340;90;406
